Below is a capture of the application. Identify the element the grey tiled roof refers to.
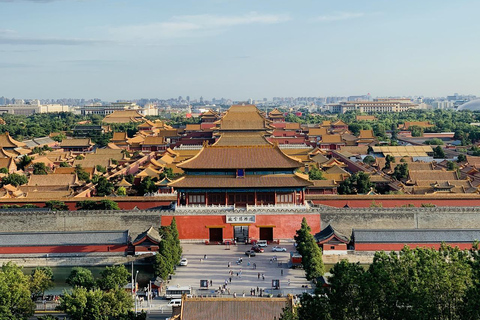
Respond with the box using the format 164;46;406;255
0;230;128;246
353;229;480;243
182;298;289;320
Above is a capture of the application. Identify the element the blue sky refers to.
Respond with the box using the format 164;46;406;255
1;0;479;101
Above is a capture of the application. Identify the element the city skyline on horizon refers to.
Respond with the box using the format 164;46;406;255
1;0;480;100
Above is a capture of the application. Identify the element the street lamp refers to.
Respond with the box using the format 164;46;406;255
134;271;139;314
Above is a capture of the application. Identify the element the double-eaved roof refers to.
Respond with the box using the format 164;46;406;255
177;145;302;170
169;173;312;189
216;104;272;131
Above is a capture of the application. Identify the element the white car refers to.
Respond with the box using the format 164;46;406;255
272;246;287;252
179;258;188;266
257;240;268;247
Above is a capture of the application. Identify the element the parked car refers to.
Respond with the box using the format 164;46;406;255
272;246;287;252
251;245;265;253
179;258;188;266
257;240;268;247
245;250;256;257
167;299;182;307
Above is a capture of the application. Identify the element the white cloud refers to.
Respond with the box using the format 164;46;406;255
109;12;291;41
315;12;365;22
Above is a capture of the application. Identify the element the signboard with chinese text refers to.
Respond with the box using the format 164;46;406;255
226;215;256;223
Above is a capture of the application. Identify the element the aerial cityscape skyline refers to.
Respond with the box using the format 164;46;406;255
2;0;480;99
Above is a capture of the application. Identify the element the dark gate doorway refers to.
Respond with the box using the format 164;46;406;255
209;228;223;243
259;227;273;241
234;226;249;243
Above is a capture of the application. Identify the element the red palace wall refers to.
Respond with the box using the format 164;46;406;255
0;245;128;254
161;214;321;241
355;243;475;251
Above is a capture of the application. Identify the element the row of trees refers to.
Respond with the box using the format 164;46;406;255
154;218;182;280
282;243;480;320
0;262;145;319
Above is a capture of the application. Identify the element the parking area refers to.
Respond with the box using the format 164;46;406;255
168;243;314;297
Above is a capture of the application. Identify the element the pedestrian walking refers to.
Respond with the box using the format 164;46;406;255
253;263;256;269
281;269;284;276
242;291;245;298
258;273;260;279
288;279;291;286
204;254;207;260
229;277;232;283
256;286;259;293
233;292;237;298
210;280;213;286
262;274;265;280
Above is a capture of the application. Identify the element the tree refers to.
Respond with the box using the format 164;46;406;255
410;125;424;137
294;218;324;281
66;267;96;290
159;167;175;180
0;262;35;319
76;200;98;210
51;133;66;142
447;161;458;171
279;304;299;320
0;167;8;174
308;167;326;180
96;176;114;196
30;267;54;298
338;172;373;195
154;221;182;280
59;161;71;167
75;165;90;182
433;145;445;158
363;155;375;165
33;162;48;175
96;165;107;174
424;138;444;145
392;163;409;180
138;177;158;195
97;265;130;291
17;155;33;170
99;199;120;210
116;186;127;196
76;200;119;210
2;173;28;186
45;200;68;211
59;287;133;320
457;153;467;162
170;218;182;266
327;261;367;320
384;155;395;170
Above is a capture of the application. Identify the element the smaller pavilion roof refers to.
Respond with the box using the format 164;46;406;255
136;167;161;178
314;225;349;244
116;178;132;187
132;226;161;245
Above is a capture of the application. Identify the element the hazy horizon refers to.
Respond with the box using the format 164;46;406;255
1;0;479;101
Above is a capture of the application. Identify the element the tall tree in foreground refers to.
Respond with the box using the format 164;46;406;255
294;217;324;281
30;266;54;299
0;262;35;319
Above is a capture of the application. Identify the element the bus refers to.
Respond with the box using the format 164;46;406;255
165;286;192;299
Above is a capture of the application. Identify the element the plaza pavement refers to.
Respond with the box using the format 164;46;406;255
168;243;314;297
